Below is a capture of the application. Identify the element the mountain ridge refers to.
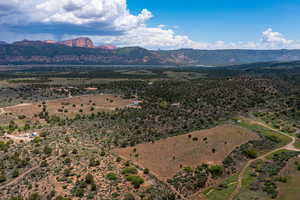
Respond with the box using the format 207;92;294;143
2;38;300;65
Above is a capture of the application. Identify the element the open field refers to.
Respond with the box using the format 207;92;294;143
114;124;259;180
0;94;135;124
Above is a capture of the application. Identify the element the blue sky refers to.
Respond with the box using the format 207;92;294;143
0;0;299;49
128;0;299;42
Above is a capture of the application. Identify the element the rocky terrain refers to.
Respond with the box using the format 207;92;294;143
58;37;95;48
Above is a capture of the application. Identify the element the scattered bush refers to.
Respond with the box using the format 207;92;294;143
143;168;149;174
28;193;41;200
89;158;100;167
209;165;224;177
243;148;257;158
106;173;118;181
12;169;19;178
123;193;135;200
85;173;94;184
122;167;138;175
43;146;52;155
0;173;6;182
126;175;144;188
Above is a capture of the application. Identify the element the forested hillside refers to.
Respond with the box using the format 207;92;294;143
2;41;300;65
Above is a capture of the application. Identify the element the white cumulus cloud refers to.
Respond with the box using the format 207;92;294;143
0;0;152;32
261;28;294;49
67;27;298;50
0;1;299;50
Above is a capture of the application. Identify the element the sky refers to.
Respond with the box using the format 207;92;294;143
0;0;300;49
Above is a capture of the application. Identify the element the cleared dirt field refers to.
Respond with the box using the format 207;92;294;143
114;124;259;180
2;94;134;120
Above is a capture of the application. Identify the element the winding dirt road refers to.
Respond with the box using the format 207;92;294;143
229;120;300;200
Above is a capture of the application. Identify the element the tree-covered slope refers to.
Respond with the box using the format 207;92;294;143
2;41;300;65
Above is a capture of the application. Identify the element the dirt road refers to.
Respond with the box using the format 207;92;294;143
0;158;55;191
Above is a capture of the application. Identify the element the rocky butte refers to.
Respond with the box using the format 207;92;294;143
58;37;95;48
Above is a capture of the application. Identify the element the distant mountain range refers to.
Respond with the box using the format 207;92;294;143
1;37;300;66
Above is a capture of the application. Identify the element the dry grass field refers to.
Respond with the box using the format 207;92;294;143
1;94;134;122
114;124;259;180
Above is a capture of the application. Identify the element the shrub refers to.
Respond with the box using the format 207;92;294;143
265;135;281;143
243;148;257;159
71;149;78;154
91;183;97;191
0;141;10;151
262;180;277;198
39;132;48;137
123;193;135;200
124;161;130;166
40;160;48;167
275;176;288;183
63;158;71;165
116;157;122;162
71;187;85;197
209;165;224;177
89;158;100;167
43;146;52;155
8;197;23;200
0;174;6;182
28;193;41;200
85;173;94;184
143;168;149;174
183;166;193;173
71;181;87;197
55;196;71;200
126;175;144;188
159;101;169;109
18;115;26;120
63;168;72;177
122;167;138;175
106;173;118;181
12;169;19;178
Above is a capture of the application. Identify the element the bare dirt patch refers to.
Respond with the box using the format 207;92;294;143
114;124;259;180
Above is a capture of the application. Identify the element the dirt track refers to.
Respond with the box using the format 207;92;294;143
0;158;55;191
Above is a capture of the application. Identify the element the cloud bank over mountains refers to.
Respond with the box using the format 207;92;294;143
0;0;299;50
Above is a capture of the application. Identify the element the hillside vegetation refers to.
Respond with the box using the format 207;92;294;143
2;41;300;65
